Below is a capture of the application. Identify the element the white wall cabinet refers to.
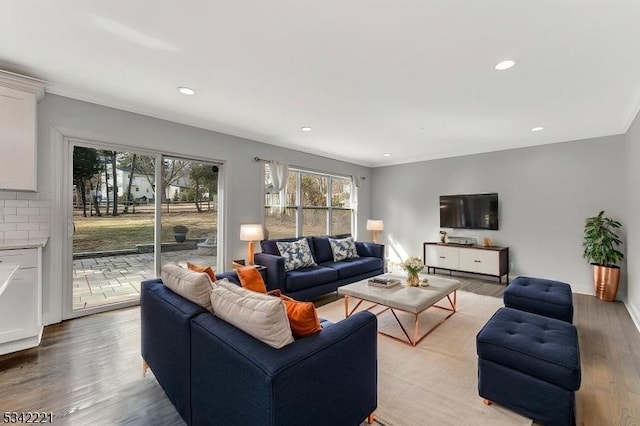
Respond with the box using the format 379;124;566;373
0;246;44;355
424;242;509;283
0;70;45;192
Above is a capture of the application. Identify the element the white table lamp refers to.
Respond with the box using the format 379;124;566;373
366;220;384;243
240;224;264;265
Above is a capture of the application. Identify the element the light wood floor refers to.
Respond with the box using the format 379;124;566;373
1;276;639;425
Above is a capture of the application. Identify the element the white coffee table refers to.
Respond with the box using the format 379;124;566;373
338;274;460;346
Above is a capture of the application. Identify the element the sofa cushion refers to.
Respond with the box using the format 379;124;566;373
280;295;321;338
237;266;267;293
322;257;384;279
261;236;315;257
311;236;334;263
161;264;214;309
187;261;217;283
276;238;317;271
329;236;359;262
285;266;339;292
210;279;294;349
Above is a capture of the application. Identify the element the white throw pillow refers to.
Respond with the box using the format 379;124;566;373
276;238;317;271
210;279;294;349
161;264;214;309
328;236;360;262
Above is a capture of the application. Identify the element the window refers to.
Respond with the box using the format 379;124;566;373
264;165;355;239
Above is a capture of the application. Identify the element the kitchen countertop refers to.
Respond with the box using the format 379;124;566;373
0;238;48;250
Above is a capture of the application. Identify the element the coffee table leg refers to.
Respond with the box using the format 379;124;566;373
446;290;457;312
413;313;420;346
344;295;349;318
345;297;367;318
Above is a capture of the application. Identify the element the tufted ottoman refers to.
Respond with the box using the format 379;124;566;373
476;307;581;426
504;276;574;323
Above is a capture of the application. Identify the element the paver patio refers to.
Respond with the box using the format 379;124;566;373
73;250;217;310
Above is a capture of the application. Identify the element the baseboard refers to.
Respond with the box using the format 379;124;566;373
625;300;640;334
571;284;595;297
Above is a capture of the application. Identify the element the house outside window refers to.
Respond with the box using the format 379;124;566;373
264;165;354;239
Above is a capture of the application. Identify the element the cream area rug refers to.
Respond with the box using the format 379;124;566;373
316;291;533;426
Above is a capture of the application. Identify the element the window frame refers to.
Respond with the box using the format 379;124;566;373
264;166;356;238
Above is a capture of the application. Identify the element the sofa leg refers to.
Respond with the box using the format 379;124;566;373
482;398;492;406
142;359;149;377
367;413;375;424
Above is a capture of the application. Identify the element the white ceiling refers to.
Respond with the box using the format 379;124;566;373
2;0;640;167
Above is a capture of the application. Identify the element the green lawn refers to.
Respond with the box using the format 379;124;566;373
73;211;217;253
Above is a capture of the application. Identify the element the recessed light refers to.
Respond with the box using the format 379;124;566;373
383;153;391;157
177;87;195;95
531;126;544;132
494;60;516;71
300;126;312;132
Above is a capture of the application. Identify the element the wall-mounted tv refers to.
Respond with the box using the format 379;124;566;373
440;193;499;230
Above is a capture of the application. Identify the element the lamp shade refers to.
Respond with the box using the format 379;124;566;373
366;220;384;231
240;224;264;241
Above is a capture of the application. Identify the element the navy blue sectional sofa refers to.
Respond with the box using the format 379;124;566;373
254;236;384;300
141;273;378;426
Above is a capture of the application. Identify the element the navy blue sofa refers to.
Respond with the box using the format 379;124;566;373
141;273;378;426
254;236;385;301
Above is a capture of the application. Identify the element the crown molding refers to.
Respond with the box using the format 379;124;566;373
0;70;46;101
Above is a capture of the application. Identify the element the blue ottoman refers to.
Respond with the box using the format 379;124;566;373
504;276;574;323
476;307;581;426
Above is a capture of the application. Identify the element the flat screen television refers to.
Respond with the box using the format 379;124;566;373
440;193;499;230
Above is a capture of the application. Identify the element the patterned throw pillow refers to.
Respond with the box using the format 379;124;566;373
328;237;359;262
276;239;317;271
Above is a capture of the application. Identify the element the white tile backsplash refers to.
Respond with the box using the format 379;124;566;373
4;200;29;208
5;215;28;223
0;223;16;231
0;191;51;240
5;230;29;239
17;193;41;201
0;192;16;200
28;215;49;223
17;223;40;231
17;207;40;216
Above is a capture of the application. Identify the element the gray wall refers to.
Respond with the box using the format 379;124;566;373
37;94;372;324
626;109;640;326
371;135;627;296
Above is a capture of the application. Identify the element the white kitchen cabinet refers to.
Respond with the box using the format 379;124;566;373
0;70;45;192
424;242;509;283
0;245;44;355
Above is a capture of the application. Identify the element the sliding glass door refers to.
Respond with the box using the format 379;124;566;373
67;142;222;319
158;156;220;270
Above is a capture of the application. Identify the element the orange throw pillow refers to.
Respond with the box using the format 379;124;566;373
281;295;321;338
237;266;267;293
187;262;216;283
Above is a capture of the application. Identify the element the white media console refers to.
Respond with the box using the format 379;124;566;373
423;242;510;283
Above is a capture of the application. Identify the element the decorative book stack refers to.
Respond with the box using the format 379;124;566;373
368;277;401;288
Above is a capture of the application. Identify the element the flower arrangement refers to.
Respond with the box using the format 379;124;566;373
401;257;425;275
401;257;424;286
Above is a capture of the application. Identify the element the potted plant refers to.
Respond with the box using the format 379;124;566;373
173;225;189;243
583;211;624;301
